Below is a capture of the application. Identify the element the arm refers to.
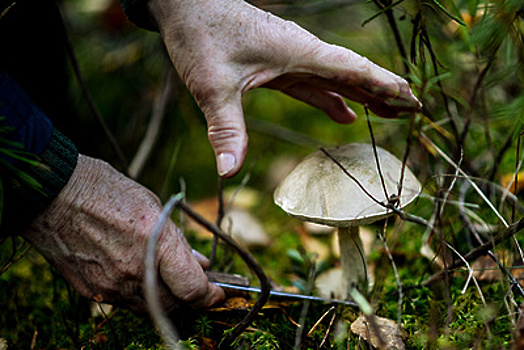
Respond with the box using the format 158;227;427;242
122;0;421;177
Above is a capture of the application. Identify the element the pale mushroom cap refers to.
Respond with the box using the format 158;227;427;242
274;143;421;226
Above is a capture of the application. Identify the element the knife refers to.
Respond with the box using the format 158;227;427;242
207;271;357;306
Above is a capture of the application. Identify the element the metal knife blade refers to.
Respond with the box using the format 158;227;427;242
213;282;357;307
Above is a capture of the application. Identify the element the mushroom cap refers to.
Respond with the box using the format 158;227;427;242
273;143;421;227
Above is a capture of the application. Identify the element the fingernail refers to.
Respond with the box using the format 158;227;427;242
192;249;209;267
217;153;236;176
192;249;208;261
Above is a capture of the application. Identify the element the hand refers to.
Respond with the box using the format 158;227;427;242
20;154;225;312
147;0;421;177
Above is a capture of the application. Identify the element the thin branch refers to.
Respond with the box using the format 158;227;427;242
175;198;272;349
129;68;177;179
144;194;182;349
420;218;524;288
61;18;129;173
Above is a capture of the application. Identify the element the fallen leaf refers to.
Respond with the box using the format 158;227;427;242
187;198;270;248
197;337;217;350
350;315;405;350
221;207;271;248
501;171;524;194
295;225;331;261
315;267;344;300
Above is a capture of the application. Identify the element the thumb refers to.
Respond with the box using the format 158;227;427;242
203;99;248;178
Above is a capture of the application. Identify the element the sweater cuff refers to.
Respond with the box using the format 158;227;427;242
2;128;78;234
120;0;158;31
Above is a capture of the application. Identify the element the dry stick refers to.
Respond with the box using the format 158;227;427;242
420;132;509;228
420;218;524;288
377;230;404;329
129;69;176;179
174;198;272;349
319;306;337;349
144;194;182;349
319;148;383;207
0;238;31;275
458;182;524;298
294;258;317;349
62;22;129;174
209;177;225;269
365;106;389;203
210;156;258;269
371;0;409;76
459;60;494;148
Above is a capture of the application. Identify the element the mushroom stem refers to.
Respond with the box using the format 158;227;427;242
338;226;367;298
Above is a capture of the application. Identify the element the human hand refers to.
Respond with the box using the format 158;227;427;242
20;154;225;312
147;0;421;177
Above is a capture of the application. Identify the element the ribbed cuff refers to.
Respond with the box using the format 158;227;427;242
1;128;78;234
120;0;158;31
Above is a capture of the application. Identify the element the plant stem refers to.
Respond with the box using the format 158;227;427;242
338;226;367;298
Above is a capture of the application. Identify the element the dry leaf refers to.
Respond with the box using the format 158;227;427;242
501;171;524;194
187;197;270;248
197;337;217;350
350;315;405;350
295;225;331;261
315;267;344;300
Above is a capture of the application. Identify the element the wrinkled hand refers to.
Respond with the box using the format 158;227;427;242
20;154;225;312
148;0;421;177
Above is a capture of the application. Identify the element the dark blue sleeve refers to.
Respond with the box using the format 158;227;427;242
0;71;78;235
0;70;53;162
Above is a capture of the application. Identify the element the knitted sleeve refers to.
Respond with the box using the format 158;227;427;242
120;0;158;31
0;71;78;235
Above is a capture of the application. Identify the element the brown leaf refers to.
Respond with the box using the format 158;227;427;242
350;315;405;350
501;171;524;194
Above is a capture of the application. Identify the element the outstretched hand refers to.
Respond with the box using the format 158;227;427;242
148;0;421;177
21;155;225;312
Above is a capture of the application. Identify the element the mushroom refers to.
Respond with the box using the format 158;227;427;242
273;143;420;297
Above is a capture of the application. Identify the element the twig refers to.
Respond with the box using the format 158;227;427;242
371;0;410;75
365;106;389;202
319;306;337;348
144;194;182;349
174;198;272;349
319;148;383;206
443;241;486;304
377;230;404;328
0;238;31;275
294;255;317;349
129;68;176;179
307;306;336;337
209;177;225;269
420;218;524;287
61;18;129;173
420;131;509;227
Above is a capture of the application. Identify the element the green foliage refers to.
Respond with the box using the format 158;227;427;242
0;116;44;226
2;0;524;348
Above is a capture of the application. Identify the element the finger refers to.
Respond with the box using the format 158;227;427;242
307;76;420;118
192;249;210;269
201;98;248;178
291;44;421;116
267;79;357;124
158;223;225;307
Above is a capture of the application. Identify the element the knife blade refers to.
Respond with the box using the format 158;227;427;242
213;282;357;307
